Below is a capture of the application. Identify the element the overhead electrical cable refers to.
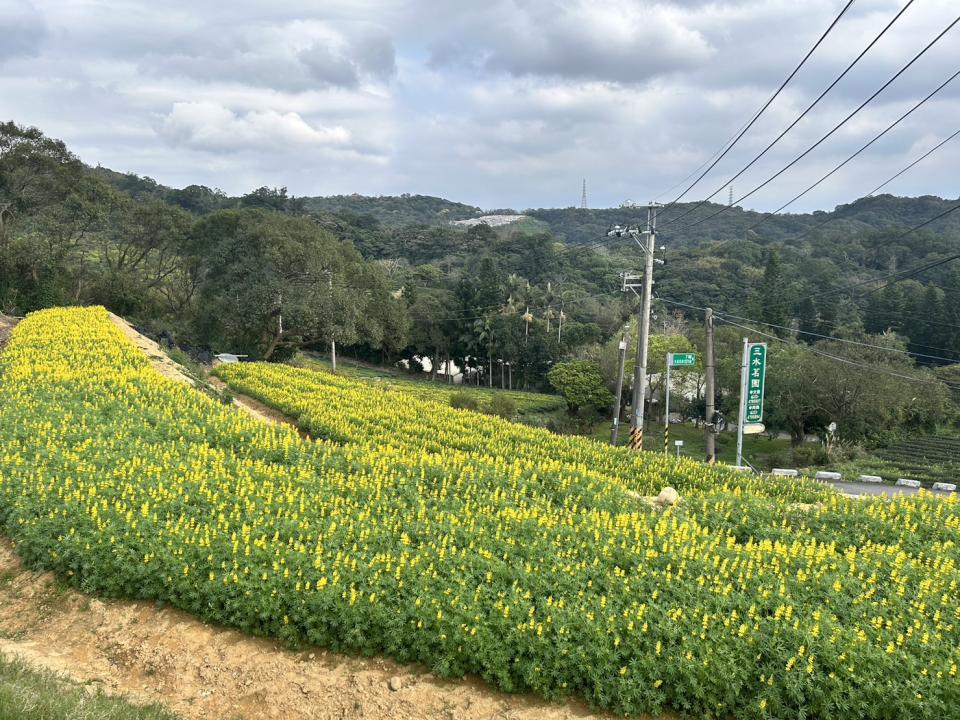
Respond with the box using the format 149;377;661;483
663;0;859;206
662;0;919;227
745;70;960;232
717;317;960;389
667;10;960;233
657;297;960;363
739;68;960;235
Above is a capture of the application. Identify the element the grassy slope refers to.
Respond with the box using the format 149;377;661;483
302;354;793;467
0;654;178;720
300;354;567;417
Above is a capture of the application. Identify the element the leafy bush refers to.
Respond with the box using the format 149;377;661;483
485;394;517;419
546;360;612;415
449;391;480;411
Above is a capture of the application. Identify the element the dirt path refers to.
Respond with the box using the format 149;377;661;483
108;313;197;386
0;541;614;720
0;314;19;351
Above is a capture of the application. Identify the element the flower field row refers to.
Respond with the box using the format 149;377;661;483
0;308;958;719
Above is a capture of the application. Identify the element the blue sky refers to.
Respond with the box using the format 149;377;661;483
2;0;958;211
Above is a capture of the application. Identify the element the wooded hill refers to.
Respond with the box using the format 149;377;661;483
3;120;959;448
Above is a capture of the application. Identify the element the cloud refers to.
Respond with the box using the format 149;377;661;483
140;21;396;92
427;0;713;83
0;0;47;62
2;0;958;210
158;101;351;152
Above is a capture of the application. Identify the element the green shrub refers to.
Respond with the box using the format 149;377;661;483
485;394;517;419
449;391;480;411
547;360;612;415
792;444;830;467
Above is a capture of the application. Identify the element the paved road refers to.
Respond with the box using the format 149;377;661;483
826;480;955;498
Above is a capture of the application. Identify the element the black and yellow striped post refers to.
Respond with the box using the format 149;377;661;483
629;425;643;450
664;355;671;454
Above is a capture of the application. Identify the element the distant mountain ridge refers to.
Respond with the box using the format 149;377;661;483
89;165;958;251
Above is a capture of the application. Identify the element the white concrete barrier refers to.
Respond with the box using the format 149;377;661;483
895;478;921;488
815;471;842;481
772;468;799;477
858;475;883;483
932;482;957;492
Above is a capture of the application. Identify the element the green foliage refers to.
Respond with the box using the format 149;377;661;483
547;360;612;415
449;390;480;411
485;394;517;419
6;308;960;720
0;653;179;720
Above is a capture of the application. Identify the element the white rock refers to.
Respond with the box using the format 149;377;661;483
815;471;842;481
858;475;883;483
655;487;680;506
772;468;798;477
388;677;402;692
895;478;921;488
932;482;957;492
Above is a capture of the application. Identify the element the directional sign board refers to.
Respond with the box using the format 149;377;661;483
668;352;696;367
745;343;767;423
743;422;765;435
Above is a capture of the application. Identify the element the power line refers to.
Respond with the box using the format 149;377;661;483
663;0;858;206
668;12;960;234
657;296;960;364
741;68;960;235
662;0;920;228
717;311;960;364
867;129;960;197
718;316;960;390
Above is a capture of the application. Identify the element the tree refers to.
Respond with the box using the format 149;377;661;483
191;209;406;360
548;360;612;415
751;248;790;330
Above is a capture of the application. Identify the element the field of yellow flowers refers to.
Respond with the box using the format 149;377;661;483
1;307;958;720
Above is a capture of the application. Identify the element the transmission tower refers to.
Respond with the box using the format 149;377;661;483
580;179;587;209
728;186;734;206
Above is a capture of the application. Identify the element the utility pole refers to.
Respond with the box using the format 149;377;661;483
328;272;337;372
610;334;628;444
664;354;672;453
704;308;716;463
625;203;662;451
736;336;749;468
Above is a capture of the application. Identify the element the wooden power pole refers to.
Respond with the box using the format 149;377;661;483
704;307;716;463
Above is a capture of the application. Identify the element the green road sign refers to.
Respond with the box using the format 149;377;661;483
668;352;697;367
745;343;767;423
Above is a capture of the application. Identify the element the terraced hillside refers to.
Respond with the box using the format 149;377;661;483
876;435;960;486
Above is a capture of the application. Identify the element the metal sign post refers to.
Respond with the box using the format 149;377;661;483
736;340;767;468
664;352;696;453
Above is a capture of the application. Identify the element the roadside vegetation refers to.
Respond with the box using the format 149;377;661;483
0;654;178;720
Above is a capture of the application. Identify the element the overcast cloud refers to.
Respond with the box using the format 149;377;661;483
3;0;958;212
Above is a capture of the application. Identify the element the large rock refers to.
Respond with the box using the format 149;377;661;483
895;478;921;488
772;468;798;477
815;471;842;481
655;487;680;507
932;482;957;493
858;474;883;483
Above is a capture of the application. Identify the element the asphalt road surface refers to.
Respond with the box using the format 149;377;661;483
826;480;955;497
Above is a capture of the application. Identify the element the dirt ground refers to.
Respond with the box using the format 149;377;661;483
0;314;19;350
0;544;616;720
0;316;628;720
